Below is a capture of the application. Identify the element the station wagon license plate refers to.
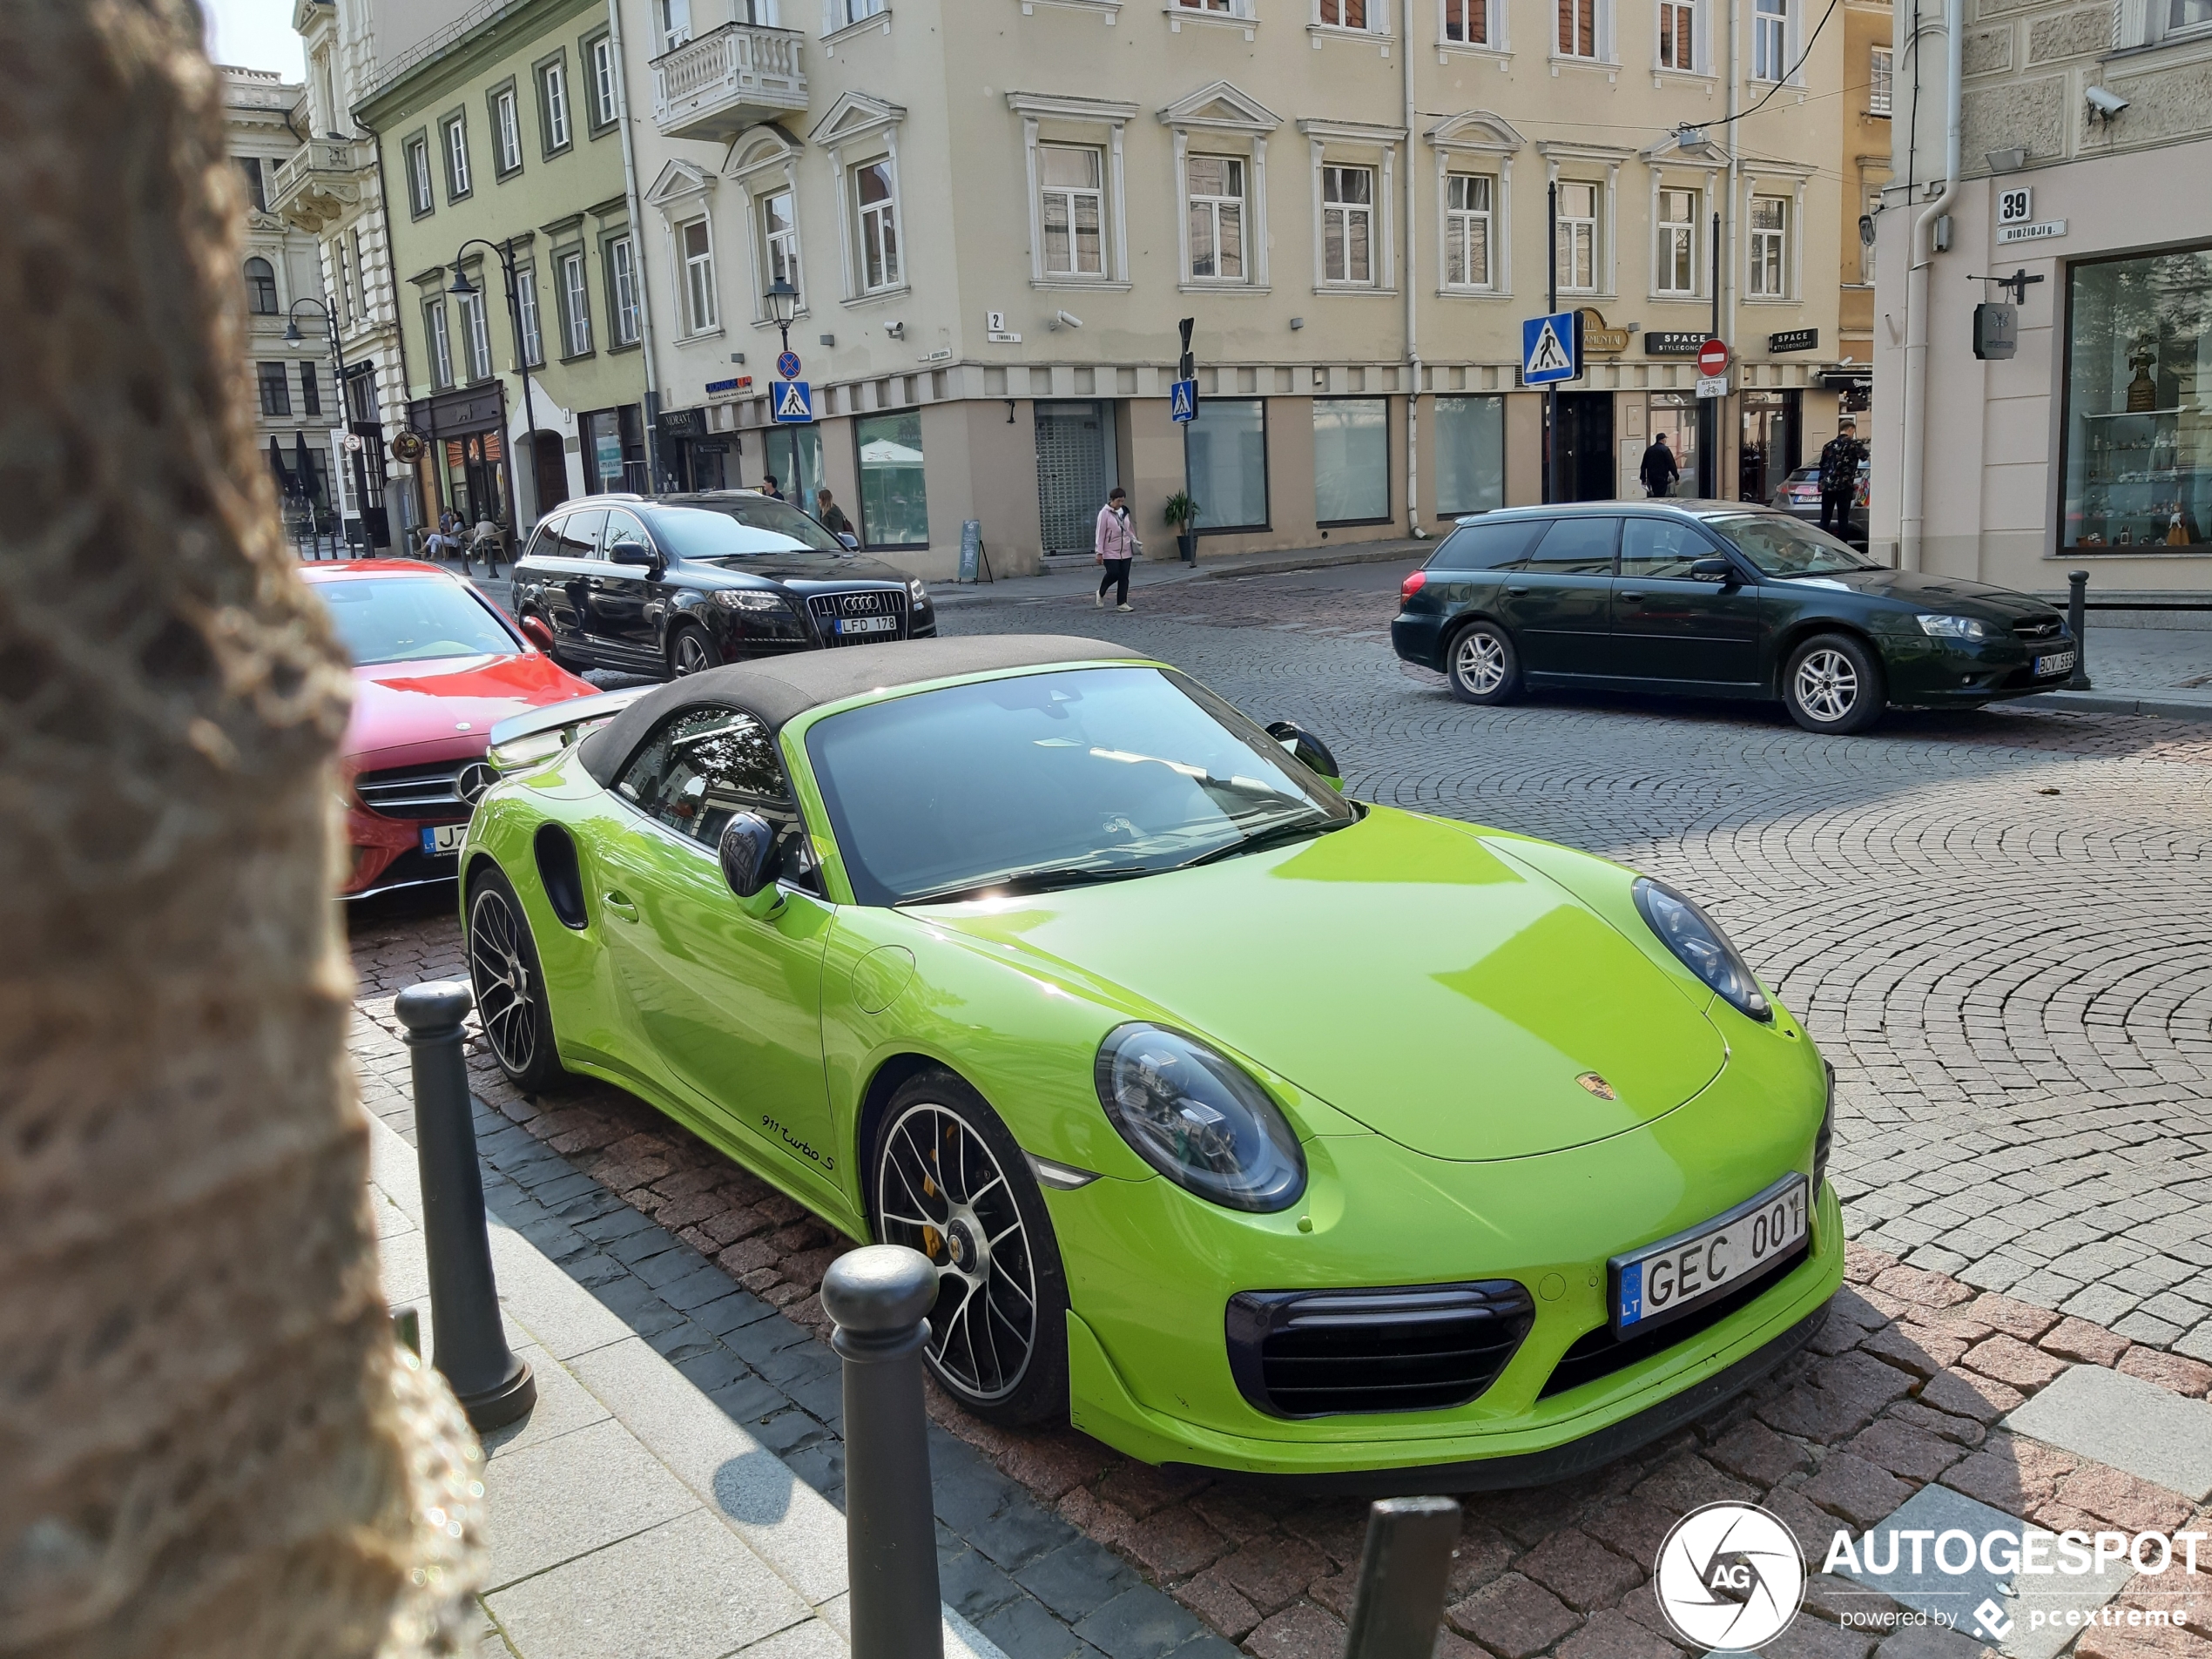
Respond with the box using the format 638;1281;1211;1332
838;615;896;636
420;821;468;858
1613;1174;1807;1333
2035;650;2076;678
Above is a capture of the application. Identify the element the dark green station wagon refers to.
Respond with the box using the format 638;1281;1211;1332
1390;501;2076;734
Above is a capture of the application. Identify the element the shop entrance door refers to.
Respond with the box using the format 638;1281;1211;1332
1554;392;1616;501
532;431;569;519
1035;401;1116;555
1739;392;1797;503
442;431;509;529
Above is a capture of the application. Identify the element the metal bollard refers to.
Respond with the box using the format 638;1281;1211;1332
1342;1496;1464;1659
395;981;536;1432
822;1245;943;1659
2067;569;2092;689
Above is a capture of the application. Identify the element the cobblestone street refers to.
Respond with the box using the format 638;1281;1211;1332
351;567;2212;1659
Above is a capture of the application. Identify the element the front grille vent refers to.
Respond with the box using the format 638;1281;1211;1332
1226;1280;1534;1419
2014;617;2064;640
1540;1243;1809;1400
806;588;909;647
355;760;467;819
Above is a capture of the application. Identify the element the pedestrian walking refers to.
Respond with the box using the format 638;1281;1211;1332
1639;433;1681;498
1817;418;1868;538
815;487;853;538
1094;486;1138;610
759;474;784;500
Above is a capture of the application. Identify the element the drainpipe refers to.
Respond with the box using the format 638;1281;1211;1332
1403;3;1422;537
1899;0;1962;572
1724;0;1740;492
605;0;666;489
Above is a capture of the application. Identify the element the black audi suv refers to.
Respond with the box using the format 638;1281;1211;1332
509;492;935;678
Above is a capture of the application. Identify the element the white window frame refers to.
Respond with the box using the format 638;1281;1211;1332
1440;0;1499;48
1038;144;1108;280
762;188;802;300
407;136;434;214
1747;192;1789;297
1442;172;1494;291
1868;45;1892;114
1010;96;1137;290
1184;152;1250;283
443;114;471;199
425;301;453;388
658;0;691;51
457;287;491;381
610;235;644;345
1318;162;1378;286
1656;0;1698;70
542;60;571;151
516;265;545;366
827;0;885;30
496;88;522;172
335;235;356;323
1554;0;1604;59
559;249;592;354
1313;0;1386;31
852;156;903;295
1555;178;1599;293
352;229;373;321
1752;0;1791;81
1654;184;1698;295
678;219;718;334
591;36;619;128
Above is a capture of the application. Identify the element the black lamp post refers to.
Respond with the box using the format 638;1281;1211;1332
449;238;539;531
765;278;799;357
285;295;368;557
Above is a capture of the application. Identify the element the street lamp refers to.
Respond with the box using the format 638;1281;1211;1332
765;278;799;355
285;295;368;558
449;238;540;533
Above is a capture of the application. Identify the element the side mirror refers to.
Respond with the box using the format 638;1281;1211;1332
518;614;557;653
838;532;860;550
1265;720;1343;792
610;539;662;572
717;813;783;914
1689;556;1736;583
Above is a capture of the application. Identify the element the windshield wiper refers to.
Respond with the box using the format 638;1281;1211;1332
897;863;1160;906
1177;815;1345;870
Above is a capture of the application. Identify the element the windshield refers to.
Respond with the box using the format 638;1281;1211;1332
316;577;516;665
806;666;1354;906
646;506;816;561
1709;514;1879;577
666;496;846;553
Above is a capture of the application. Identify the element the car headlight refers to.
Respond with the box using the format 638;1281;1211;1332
1916;613;1986;641
907;577;928;605
489;727;569;771
1094;1024;1306;1212
1632;877;1772;1022
711;588;789;612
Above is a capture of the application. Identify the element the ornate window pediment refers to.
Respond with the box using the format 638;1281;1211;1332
1427;111;1527;154
1157;81;1281;133
645;158;716;216
808;89;906;149
727;125;803;186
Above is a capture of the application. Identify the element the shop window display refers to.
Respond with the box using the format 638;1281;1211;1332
2062;245;2211;550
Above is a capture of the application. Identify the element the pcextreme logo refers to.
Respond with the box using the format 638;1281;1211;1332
1653;1502;1809;1651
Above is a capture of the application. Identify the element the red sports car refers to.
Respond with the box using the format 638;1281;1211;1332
302;560;597;898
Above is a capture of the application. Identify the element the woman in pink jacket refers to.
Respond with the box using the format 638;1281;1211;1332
1094;486;1139;610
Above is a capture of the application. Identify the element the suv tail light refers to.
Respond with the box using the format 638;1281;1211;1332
1399;570;1427;604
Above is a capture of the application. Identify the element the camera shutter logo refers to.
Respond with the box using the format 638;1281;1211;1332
1653;1502;1806;1650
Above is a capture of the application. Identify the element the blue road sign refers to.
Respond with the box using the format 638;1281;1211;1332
772;380;814;423
1169;379;1198;423
1521;313;1579;385
776;349;803;380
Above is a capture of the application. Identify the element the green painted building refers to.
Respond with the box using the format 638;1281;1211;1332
359;0;648;543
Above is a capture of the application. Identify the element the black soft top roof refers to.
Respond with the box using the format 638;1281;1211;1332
577;634;1145;786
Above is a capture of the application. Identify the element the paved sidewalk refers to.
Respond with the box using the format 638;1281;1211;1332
914;541;1424;610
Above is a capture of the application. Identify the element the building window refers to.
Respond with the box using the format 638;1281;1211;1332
763;190;801;297
424;303;453;388
856;411;927;547
1187;155;1247;281
1753;0;1789;78
244;256;279;314
582;406;647;494
762;425;825;504
854;160;901;293
833;0;886;27
1557;0;1597;57
560;251;592;354
658;0;691;51
1556;180;1597;293
607;236;642;346
1318;0;1369;25
1444;174;1493;287
1314;399;1389;523
678;220;717;334
352;229;373;320
1184;398;1267;529
237;157;266;211
1656;186;1697;293
1444;0;1489;44
2171;0;2212;31
1180;0;1237;10
335;238;356;322
590;36;619;128
495;88;523;174
516;266;545;366
406;137;434;216
540;59;572;152
1040;145;1105;278
300;361;322;417
457;288;492;381
443;114;471;199
257;361;292;417
1748;195;1787;295
1321;165;1375;284
1434;395;1505;514
1660;0;1694;67
2060;244;2212;551
1868;46;1892;113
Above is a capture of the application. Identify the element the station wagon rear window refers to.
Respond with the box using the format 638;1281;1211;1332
1429;518;1545;570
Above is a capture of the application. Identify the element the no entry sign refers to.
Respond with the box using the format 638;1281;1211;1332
1696;338;1731;378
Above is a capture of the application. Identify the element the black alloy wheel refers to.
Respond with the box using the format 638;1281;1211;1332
1447;619;1523;705
668;622;722;678
870;1069;1070;1426
1784;631;1885;735
465;866;567;1096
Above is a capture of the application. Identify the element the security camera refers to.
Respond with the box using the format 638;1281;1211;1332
1055;309;1084;329
2085;85;2129;118
883;320;905;340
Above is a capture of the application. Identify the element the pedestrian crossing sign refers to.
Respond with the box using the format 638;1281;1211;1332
1521;312;1579;386
772;380;814;424
1170;379;1197;423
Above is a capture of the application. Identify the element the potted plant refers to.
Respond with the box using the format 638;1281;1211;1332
1163;490;1199;564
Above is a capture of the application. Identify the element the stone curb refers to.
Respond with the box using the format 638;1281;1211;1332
930;541;1422;606
2014;689;2212;723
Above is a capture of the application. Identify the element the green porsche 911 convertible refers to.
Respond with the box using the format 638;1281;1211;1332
463;635;1841;1488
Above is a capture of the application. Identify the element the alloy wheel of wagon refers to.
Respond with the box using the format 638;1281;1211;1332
1783;632;1885;735
465;867;566;1095
1447;620;1523;705
870;1072;1070;1426
669;624;719;677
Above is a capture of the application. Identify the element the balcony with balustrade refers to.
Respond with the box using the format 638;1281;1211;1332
269;138;371;234
651;23;808;142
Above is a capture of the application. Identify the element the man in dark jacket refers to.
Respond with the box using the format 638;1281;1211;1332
1639;433;1681;497
1817;418;1867;536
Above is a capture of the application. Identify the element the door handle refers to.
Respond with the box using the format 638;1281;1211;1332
1618;590;1646;601
602;891;638;921
1506;584;1532;596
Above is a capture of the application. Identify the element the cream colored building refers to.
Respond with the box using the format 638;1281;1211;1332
616;0;1849;577
1870;0;2212;589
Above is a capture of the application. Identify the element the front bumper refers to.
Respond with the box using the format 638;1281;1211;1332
1883;630;2077;705
341;806;467;897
